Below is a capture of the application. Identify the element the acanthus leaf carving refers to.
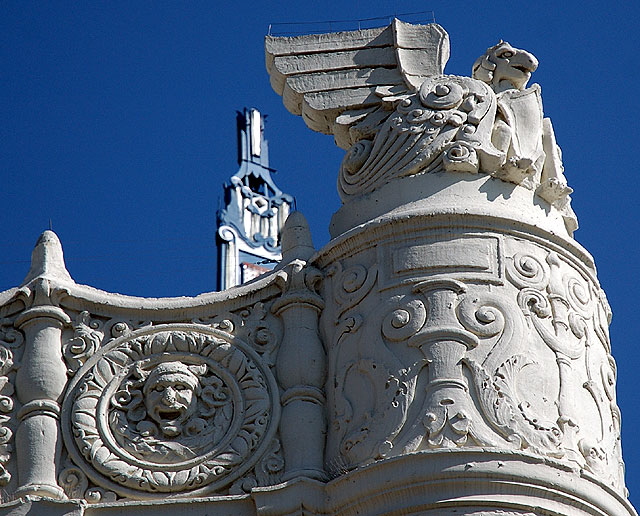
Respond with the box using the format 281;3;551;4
63;311;104;374
335;358;412;467
337;75;502;200
466;355;563;456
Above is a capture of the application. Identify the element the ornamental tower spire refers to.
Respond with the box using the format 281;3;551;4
216;108;294;290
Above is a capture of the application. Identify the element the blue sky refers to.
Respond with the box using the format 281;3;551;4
2;1;639;506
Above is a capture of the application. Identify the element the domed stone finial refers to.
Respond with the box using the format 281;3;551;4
280;211;315;263
21;230;73;286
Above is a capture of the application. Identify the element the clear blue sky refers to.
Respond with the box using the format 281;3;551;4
2;1;639;506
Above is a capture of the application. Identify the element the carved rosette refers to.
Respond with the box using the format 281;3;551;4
320;229;625;493
61;325;279;498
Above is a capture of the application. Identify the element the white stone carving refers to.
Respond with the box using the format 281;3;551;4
318;220;627;499
472;41;577;231
265;20;450;141
0;319;21;488
337;75;503;200
268;28;578;236
0;19;634;516
61;325;279;497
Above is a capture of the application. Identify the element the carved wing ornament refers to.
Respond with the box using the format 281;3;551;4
266;23;577;233
266;20;450;141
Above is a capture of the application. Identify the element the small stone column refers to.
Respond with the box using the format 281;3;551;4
14;298;69;498
272;213;326;481
13;231;73;499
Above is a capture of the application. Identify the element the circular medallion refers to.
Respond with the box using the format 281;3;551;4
61;325;279;497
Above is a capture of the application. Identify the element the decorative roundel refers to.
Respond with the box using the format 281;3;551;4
61;324;280;498
419;77;465;110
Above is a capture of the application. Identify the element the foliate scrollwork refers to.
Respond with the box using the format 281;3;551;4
329;264;378;316
228;437;285;495
0;319;24;351
59;464;117;503
236;303;281;366
255;437;285;486
63;311;104;374
195;304;281;367
506;252;549;290
58;466;88;500
337;75;502;200
62;325;279;497
0;319;21;486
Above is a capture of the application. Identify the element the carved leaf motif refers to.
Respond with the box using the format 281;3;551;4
466;355;563;457
337;75;501;199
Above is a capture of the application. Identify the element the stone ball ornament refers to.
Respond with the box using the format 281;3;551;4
61;325;280;498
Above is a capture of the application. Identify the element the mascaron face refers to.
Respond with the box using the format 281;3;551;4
144;371;198;427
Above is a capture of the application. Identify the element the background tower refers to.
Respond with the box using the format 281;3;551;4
216;108;293;290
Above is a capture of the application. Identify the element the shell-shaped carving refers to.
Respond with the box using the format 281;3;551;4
337;75;500;200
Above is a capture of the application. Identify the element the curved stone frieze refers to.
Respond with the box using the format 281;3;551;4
0;318;22;487
319;224;625;493
61;324;280;498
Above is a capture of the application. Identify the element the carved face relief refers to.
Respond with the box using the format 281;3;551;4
142;362;201;437
107;358;232;465
62;327;279;497
473;41;539;92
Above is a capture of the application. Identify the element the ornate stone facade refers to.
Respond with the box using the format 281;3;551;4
0;20;635;516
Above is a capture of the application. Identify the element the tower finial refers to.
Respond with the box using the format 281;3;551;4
21;230;73;286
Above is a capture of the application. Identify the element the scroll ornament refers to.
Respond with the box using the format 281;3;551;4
324;247;623;491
